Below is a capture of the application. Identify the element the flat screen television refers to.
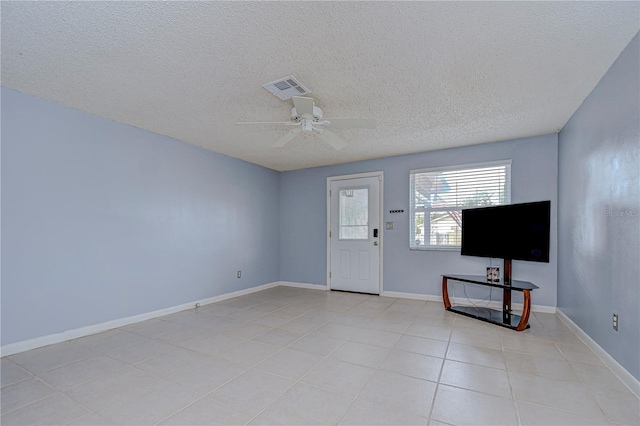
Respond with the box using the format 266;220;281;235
461;201;550;263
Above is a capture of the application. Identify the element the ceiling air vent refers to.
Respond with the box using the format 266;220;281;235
262;76;311;100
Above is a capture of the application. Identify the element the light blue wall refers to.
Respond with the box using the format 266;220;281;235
281;135;559;307
558;33;639;380
1;88;281;346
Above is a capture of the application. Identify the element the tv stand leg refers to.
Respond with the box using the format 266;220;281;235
442;276;451;309
504;259;512;284
516;290;532;331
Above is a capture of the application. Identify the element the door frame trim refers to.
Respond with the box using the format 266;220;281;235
327;171;384;294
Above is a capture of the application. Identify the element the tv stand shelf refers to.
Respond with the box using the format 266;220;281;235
442;274;538;331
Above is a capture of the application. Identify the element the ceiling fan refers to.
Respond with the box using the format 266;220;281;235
237;96;375;150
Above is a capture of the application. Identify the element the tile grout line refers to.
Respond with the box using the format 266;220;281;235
498;317;523;426
205;307;354;424
1;385;60;417
242;327;352;425
426;314;456;424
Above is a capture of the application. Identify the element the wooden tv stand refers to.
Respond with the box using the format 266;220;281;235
442;261;538;331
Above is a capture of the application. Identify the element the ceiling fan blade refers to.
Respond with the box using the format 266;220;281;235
272;128;301;148
317;129;348;150
292;96;314;116
322;118;376;129
236;121;298;125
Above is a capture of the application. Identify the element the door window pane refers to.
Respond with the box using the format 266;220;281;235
339;188;369;240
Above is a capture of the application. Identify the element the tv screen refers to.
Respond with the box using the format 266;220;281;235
461;201;550;262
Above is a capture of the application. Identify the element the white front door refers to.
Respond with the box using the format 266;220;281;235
329;174;382;294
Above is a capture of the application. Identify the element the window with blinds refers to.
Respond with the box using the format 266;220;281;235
410;160;511;250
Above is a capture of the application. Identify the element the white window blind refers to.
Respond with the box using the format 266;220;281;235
410;160;511;250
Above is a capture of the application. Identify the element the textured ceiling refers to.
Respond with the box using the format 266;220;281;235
2;2;638;171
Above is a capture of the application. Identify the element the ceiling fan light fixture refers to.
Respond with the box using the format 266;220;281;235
301;118;313;133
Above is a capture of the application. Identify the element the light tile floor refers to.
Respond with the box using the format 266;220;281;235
1;286;639;425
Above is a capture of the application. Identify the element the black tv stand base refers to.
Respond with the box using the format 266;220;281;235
446;305;529;331
442;264;539;331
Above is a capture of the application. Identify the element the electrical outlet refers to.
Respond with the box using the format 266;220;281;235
237;270;242;279
613;313;618;331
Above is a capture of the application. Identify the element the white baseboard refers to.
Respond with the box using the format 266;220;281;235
556;308;640;398
382;291;442;302
0;281;280;357
381;290;555;313
528;304;557;314
278;281;328;291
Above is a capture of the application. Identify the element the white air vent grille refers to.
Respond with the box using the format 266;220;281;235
263;76;311;100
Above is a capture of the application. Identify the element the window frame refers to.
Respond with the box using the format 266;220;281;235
409;160;512;251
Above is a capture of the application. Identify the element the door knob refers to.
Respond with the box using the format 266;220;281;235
373;241;379;246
